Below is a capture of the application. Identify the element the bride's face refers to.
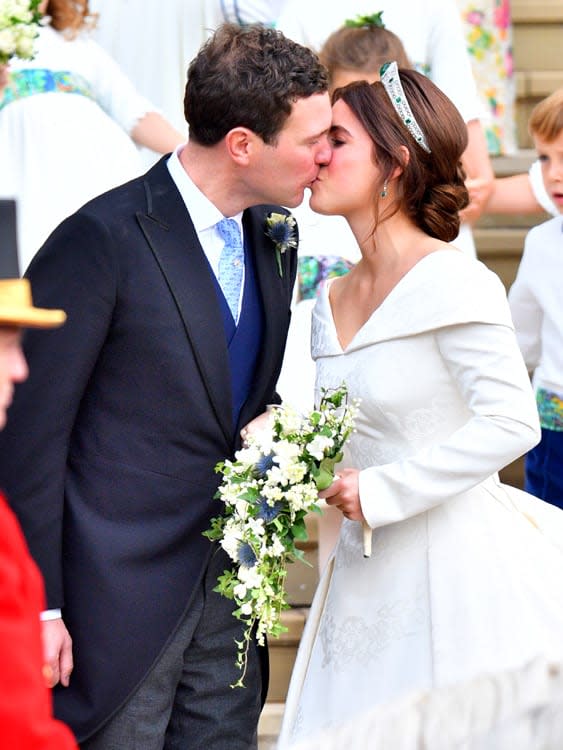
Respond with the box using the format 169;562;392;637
309;99;380;220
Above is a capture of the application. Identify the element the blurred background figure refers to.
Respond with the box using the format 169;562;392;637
0;0;185;273
91;0;203;139
209;0;288;26
277;0;496;256
457;0;516;157
0;272;74;749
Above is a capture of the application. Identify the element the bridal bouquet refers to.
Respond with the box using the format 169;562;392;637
204;384;358;687
0;0;42;65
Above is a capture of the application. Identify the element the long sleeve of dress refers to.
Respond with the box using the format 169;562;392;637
359;320;540;528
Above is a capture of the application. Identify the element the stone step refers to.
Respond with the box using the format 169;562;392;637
512;0;563;23
267;607;309;703
509;1;563;148
490;149;537;177
258;702;284;749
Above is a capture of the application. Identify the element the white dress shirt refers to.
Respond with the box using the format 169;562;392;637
167;147;245;321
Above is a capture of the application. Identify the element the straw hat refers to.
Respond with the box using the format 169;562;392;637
0;279;66;329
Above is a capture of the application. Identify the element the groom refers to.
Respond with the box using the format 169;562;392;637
0;23;331;750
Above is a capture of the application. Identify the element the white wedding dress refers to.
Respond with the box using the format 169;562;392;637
278;250;563;749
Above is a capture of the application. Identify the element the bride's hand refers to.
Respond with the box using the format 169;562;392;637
319;468;363;521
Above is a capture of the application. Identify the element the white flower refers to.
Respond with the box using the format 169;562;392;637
237;564;263;589
274;439;301;463
15;32;34;57
0;29;16;55
277;407;304;435
233;583;247;599
264;464;286;487
283;461;307;484
0;0;40;64
240;601;253;616
261;484;284;502
269;534;285;557
247;517;265;537
220;520;244;560
307;434;334;460
233;445;261;465
234;497;250;520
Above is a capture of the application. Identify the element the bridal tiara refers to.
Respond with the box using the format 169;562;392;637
380;61;432;154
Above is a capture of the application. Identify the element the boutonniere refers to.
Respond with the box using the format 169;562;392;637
265;212;297;278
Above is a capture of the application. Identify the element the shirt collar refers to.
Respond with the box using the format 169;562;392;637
167;146;243;233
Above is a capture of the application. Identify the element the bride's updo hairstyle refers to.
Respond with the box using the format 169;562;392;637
333;69;469;241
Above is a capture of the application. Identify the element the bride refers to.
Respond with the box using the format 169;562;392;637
277;63;563;747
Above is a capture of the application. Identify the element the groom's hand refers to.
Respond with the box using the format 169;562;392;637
41;618;73;688
240;409;274;447
319;468;364;522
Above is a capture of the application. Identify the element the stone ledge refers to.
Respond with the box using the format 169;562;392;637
516;70;563;98
490;149;537;177
474;227;527;252
513;0;563;23
513;26;562;71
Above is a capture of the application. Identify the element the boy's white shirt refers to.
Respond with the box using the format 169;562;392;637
509;215;563;395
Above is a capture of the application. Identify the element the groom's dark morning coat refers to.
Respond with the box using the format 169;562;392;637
0;156;297;741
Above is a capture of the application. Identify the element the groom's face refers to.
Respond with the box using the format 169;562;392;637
253;93;332;208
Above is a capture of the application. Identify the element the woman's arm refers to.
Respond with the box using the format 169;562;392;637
484;173;544;215
459;119;495;224
130;111;185;154
357;321;540;529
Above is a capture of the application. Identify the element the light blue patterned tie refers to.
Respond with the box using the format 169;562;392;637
216;218;244;322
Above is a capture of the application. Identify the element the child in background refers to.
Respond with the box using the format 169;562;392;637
0;0;185;273
509;88;563;506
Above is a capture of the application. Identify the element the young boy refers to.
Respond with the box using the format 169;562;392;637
509;87;563;505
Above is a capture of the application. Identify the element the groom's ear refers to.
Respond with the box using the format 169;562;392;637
225;127;260;166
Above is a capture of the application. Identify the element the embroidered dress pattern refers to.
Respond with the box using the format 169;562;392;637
0;68;93;109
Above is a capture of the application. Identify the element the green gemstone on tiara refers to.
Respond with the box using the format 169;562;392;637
380;60;432;154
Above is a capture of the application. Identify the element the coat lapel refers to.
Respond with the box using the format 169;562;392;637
136;159;233;446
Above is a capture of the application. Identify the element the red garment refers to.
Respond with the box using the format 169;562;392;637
0;492;76;749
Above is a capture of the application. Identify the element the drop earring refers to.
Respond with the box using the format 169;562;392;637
380;182;388;198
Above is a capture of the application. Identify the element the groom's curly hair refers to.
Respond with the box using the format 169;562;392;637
184;23;329;146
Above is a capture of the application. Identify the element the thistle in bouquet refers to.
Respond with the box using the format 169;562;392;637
204;384;358;687
0;0;42;65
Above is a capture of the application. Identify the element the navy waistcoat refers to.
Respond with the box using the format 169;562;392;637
214;244;264;429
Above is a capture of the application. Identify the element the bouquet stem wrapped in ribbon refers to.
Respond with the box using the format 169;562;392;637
204;385;359;687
